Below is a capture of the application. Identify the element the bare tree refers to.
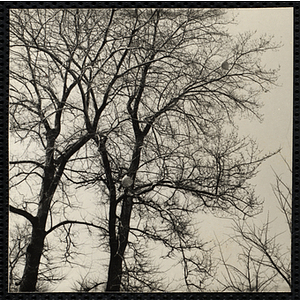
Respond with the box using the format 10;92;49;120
9;8;120;291
72;243;166;292
9;8;279;292
8;222;31;292
8;220;64;292
215;157;291;292
272;157;292;234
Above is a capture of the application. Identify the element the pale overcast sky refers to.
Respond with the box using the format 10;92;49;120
9;7;293;292
198;7;293;292
57;8;294;292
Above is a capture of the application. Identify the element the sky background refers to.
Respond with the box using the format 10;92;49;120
196;7;293;292
53;7;295;292
61;8;293;292
9;7;293;292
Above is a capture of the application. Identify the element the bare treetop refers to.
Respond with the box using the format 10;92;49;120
9;8;281;292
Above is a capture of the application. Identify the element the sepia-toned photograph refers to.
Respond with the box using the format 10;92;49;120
8;7;293;293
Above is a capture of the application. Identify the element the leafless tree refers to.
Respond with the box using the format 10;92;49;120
8;220;64;292
215;157;291;292
9;8;279;292
9;8;119;291
272;156;292;234
72;243;166;292
9;221;31;292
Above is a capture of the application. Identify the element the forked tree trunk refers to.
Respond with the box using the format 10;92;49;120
19;135;57;292
17;133;93;291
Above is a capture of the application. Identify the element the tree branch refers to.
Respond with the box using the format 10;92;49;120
45;220;108;236
9;205;37;226
10;160;45;169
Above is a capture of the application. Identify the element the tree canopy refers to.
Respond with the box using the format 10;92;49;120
9;8;280;292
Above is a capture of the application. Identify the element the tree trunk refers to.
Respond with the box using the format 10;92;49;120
19;135;57;292
18;185;54;292
106;197;133;291
105;135;142;291
19;225;45;292
106;254;123;291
